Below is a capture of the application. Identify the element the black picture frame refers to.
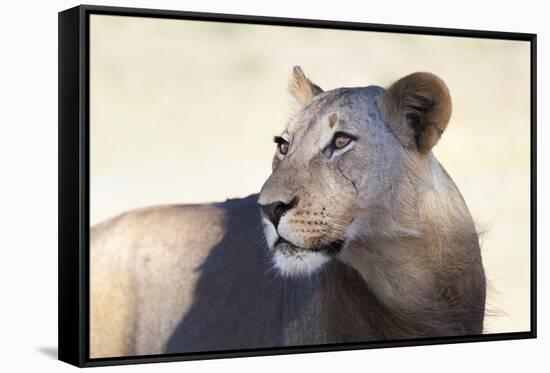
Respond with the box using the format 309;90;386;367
58;4;537;368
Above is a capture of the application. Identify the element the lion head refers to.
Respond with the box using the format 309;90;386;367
258;66;456;277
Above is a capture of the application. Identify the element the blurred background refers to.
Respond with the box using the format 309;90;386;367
90;15;531;334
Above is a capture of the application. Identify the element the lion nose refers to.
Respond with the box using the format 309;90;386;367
259;197;298;228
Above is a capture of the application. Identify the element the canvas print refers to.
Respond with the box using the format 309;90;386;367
88;14;532;359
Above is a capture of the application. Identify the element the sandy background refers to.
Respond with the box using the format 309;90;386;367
89;15;531;334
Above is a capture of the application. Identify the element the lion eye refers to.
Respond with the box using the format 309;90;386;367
274;136;290;155
278;142;289;155
332;133;354;149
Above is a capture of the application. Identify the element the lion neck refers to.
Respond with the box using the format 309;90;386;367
334;151;481;337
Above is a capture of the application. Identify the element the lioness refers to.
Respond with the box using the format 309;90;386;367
90;67;486;358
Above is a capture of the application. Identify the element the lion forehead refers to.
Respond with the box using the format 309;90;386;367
286;86;387;138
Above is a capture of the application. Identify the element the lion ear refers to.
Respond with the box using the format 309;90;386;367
378;72;452;153
289;66;323;108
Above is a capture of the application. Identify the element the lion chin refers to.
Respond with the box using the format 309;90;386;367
272;247;329;277
270;238;344;277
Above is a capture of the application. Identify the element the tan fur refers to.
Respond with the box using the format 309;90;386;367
90;68;485;357
339;150;479;313
90;205;226;358
289;66;324;108
259;67;484;333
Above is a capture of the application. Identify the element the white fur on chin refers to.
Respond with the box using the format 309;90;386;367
262;216;330;277
272;250;329;277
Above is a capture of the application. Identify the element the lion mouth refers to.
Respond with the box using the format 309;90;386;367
274;237;345;257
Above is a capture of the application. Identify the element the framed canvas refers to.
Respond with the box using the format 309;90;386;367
58;4;537;367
